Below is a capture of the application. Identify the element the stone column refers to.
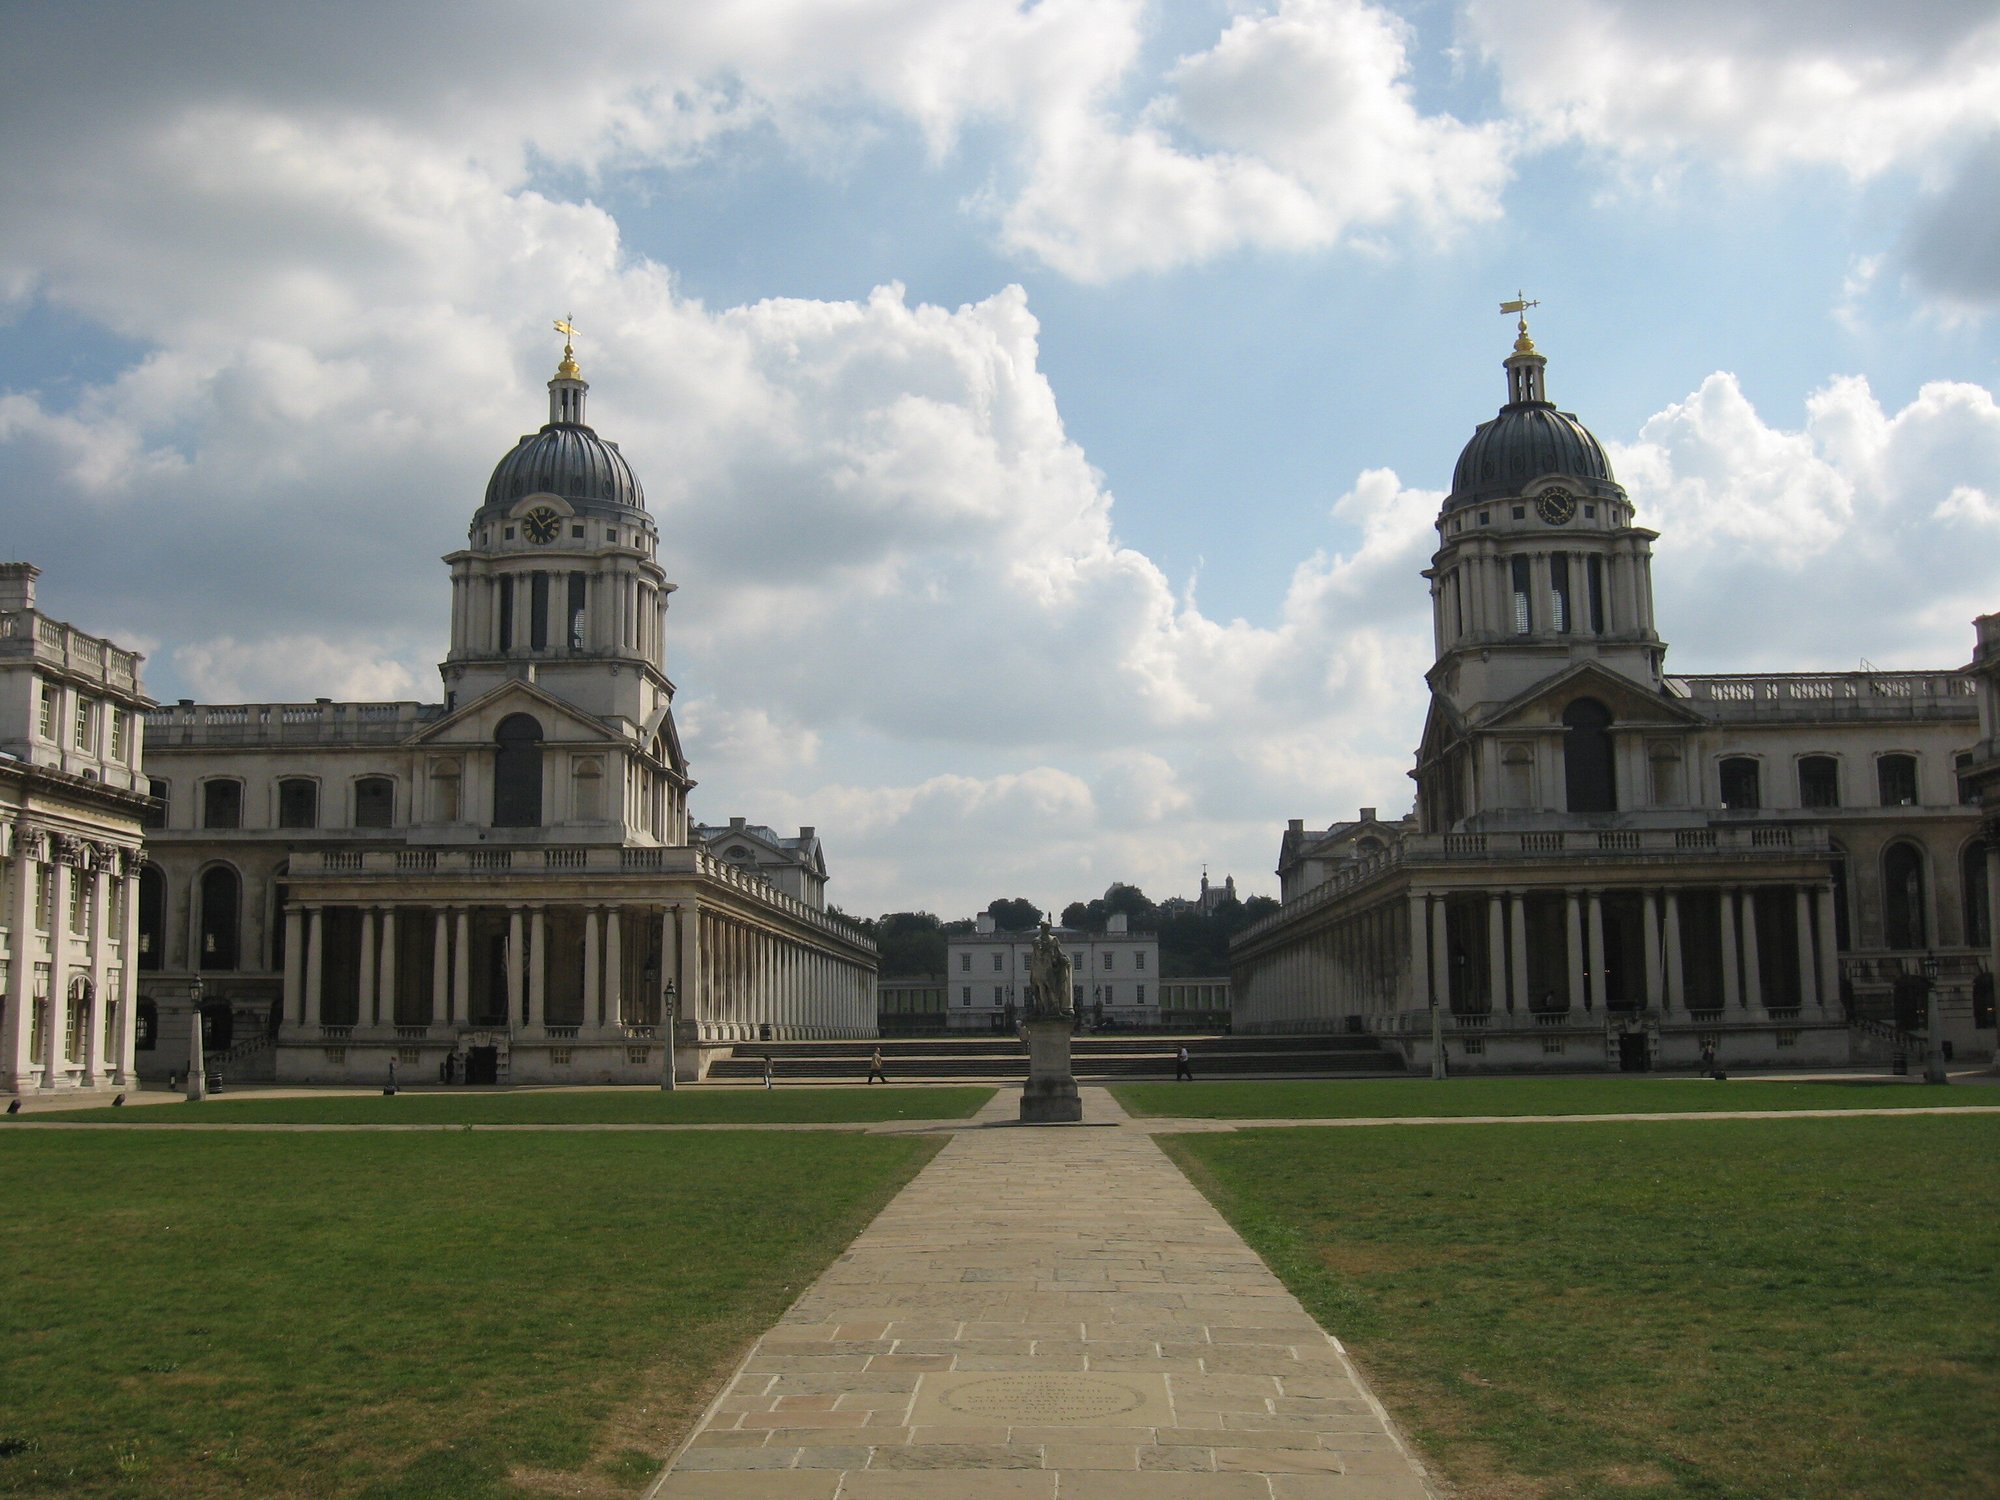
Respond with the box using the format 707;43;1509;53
527;906;547;1031
118;867;140;1083
1816;885;1841;1016
357;908;377;1026
1642;890;1663;1011
1405;893;1428;1009
304;906;324;1028
1663;890;1686;1013
427;911;446;1026
1565;891;1585;1012
1586;891;1606;1011
2;842;38;1089
42;859;70;1084
676;901;701;1037
453;908;471;1025
605;908;623;1029
1986;844;2000;991
1430;898;1451;1013
378;907;397;1024
1718;890;1741;1012
1793;887;1817;1012
1740;890;1764;1014
83;866;110;1083
1485;895;1507;1014
583;908;601;1029
283;906;304;1025
507;908;525;1029
1509;893;1529;1019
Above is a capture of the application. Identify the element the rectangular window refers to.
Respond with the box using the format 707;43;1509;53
530;572;550;650
568;573;587;649
1135;951;1146;970
143;778;169;831
961;987;971;1005
69;876;88;936
1103;951;1114;969
1799;757;1840;809
35;867;51;930
1136;983;1147;1003
1877;755;1919;807
1449;570;1463;638
1586;556;1606;633
1550;554;1571;634
498;577;514;650
278;779;319;829
1511;556;1532;633
110;708;128;761
38;684;55;739
992;985;1003;1004
73;697;92;750
992;953;1002;971
960;953;970;971
202;780;242;829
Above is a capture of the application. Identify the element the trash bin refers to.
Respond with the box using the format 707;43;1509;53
759;1022;773;1041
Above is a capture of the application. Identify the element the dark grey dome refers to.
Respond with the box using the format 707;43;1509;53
483;423;645;513
1447;403;1616;510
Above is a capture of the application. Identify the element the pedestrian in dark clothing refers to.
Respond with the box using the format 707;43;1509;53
866;1047;887;1085
1174;1045;1194;1082
762;1053;774;1090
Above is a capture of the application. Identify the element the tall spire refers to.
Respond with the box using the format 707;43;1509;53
549;315;588;424
1498;292;1547;406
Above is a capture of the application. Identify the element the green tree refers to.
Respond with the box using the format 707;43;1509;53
985;897;1043;931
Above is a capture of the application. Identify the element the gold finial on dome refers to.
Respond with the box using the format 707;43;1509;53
1499;292;1539;355
552;315;582;380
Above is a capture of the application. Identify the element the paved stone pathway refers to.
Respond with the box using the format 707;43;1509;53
649;1087;1436;1499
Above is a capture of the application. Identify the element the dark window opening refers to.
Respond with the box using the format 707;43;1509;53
1883;842;1926;949
1550;554;1571;634
568;573;587;650
1719;757;1761;811
138;865;166;971
199;866;241;970
493;714;544;828
1878;754;1918;807
498;577;514;650
1562;698;1617;814
1830;844;1852;951
143;777;169;830
1587;556;1605;634
202;780;242;830
1511;556;1531;634
530;572;550;650
1963;840;1991;949
354;777;394;829
137;999;157;1050
1799;756;1840;809
278;778;319;829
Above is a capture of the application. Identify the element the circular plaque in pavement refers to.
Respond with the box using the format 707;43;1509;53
937;1374;1148;1423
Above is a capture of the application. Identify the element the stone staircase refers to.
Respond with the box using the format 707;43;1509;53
702;1031;1401;1083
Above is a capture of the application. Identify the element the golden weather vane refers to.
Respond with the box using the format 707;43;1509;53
552;315;581;378
1498;291;1539;353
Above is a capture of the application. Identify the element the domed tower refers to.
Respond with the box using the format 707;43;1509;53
441;330;676;732
1422;311;1664;720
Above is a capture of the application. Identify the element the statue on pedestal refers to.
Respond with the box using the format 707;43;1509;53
1026;921;1076;1021
1019;920;1082;1123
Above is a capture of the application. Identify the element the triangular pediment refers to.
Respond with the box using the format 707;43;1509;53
1478;661;1706;732
408;679;627;750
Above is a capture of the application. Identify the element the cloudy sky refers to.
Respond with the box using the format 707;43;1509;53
4;1;1998;920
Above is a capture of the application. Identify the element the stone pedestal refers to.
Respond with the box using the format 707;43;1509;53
1019;1017;1081;1123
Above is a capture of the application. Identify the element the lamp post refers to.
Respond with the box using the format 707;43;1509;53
1922;952;1947;1085
660;979;678;1092
185;976;206;1102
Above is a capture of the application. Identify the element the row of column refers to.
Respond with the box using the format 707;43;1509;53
450;565;664;662
1236;898;1406;1033
688;905;872;1040
1442;545;1654;643
3;840;139;1091
1404;883;1839;1019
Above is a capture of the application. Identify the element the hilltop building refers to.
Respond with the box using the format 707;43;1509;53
1233;318;1996;1071
138;338;875;1086
1;563;152;1096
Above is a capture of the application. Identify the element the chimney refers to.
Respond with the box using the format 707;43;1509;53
1360;807;1376;823
0;562;39;613
729;815;746;831
798;826;815;841
1287;818;1304;834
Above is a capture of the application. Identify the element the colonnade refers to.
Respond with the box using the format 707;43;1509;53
2;825;140;1091
1435;542;1656;649
283;895;874;1041
1233;898;1408;1033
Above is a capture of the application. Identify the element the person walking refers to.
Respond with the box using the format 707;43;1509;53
762;1053;775;1090
1174;1044;1193;1082
866;1046;887;1085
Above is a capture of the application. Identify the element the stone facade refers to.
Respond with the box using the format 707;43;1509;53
1;563;152;1096
1233;323;1995;1071
946;912;1160;1031
137;347;875;1086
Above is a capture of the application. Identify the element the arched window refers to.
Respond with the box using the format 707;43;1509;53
138;864;166;971
1882;842;1926;950
202;778;243;829
492;715;544;827
66;977;90;1063
278;777;319;829
1799;755;1840;809
1562;698;1617;814
143;778;170;830
1878;754;1919;807
354;776;395;829
1719;757;1761;811
199;865;241;970
1963;840;1991;949
572;757;604;821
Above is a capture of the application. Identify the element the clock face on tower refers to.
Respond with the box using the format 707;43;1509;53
522;506;562;544
1535;488;1576;526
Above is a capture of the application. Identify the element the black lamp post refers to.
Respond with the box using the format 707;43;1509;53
660;979;678;1092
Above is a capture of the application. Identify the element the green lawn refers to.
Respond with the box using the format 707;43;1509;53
26;1085;994;1126
1162;1115;2000;1500
0;1129;943;1498
1112;1075;1994;1119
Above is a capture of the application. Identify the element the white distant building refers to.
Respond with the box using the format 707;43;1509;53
2;563;152;1097
945;911;1160;1031
1234;319;1996;1071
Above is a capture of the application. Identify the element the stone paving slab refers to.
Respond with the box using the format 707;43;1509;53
648;1087;1438;1499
